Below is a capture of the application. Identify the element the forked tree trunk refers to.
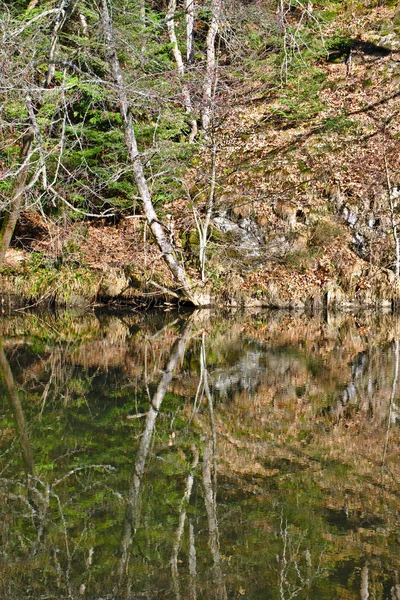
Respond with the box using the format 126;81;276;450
193;136;216;281
202;0;221;134
0;129;34;265
46;0;77;87
101;0;207;305
185;0;195;64
166;0;197;141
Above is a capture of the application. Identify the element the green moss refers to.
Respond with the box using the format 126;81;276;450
1;253;99;305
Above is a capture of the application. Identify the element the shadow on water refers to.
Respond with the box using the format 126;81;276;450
0;308;399;599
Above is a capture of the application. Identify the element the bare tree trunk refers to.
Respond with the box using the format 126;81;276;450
188;520;197;600
0;128;34;265
194;139;216;281
202;0;221;134
101;0;206;305
45;0;77;87
166;0;197;141
185;0;195;64
384;155;400;277
360;564;369;600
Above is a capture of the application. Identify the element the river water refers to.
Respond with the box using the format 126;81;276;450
0;308;399;599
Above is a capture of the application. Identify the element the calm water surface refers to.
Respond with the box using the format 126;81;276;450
0;309;399;599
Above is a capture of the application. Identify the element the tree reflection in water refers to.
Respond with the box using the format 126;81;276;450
117;320;192;592
0;309;399;599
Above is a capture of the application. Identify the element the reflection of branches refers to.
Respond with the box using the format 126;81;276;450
191;330;226;598
188;520;197;600
202;438;227;600
0;339;115;593
382;338;398;485
117;321;192;590
278;515;325;600
360;564;369;600
171;446;199;600
201;333;218;488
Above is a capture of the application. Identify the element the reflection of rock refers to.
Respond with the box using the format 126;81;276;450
391;402;400;425
212;346;265;399
328;343;400;423
104;316;129;345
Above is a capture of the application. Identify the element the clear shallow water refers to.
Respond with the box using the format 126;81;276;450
0;309;399;599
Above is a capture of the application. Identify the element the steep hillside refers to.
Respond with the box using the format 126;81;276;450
180;2;400;307
1;1;400;307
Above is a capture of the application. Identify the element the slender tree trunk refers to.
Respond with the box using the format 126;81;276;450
202;0;221;134
166;0;197;141
188;520;197;600
45;0;76;87
185;0;195;64
101;0;205;304
0;128;34;265
385;156;400;277
140;0;146;22
383;130;400;277
360;565;369;600
194;138;216;281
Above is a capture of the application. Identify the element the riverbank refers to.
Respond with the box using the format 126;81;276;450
2;4;400;310
1;222;400;311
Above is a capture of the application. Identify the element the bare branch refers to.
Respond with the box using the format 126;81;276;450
8;9;59;39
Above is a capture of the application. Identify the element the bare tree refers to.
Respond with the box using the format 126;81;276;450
192;139;217;281
45;0;77;87
166;0;197;141
185;0;195;65
202;0;221;135
101;0;208;305
0;126;34;264
384;154;400;277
